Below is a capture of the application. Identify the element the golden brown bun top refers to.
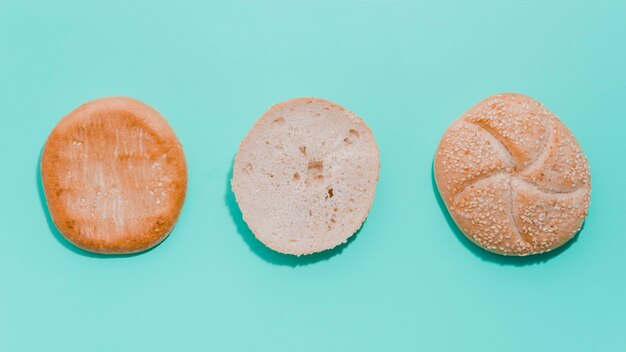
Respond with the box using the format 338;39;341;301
434;93;590;256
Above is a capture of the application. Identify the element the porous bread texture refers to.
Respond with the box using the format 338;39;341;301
232;97;380;256
434;93;591;256
41;97;187;254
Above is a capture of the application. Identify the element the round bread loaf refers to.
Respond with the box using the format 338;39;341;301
41;97;187;254
434;93;591;256
232;97;380;255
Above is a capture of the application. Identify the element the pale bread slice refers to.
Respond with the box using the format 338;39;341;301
41;97;187;254
435;93;591;256
232;97;380;255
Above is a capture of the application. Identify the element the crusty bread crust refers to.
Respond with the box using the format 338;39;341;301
232;97;380;255
41;97;187;254
434;93;591;256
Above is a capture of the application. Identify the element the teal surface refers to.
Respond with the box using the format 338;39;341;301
1;1;625;351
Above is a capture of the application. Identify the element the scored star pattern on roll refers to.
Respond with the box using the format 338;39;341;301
435;93;591;255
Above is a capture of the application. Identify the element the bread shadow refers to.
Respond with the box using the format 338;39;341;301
36;147;163;258
225;159;357;267
430;161;581;266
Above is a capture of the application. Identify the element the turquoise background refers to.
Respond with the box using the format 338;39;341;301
1;0;625;351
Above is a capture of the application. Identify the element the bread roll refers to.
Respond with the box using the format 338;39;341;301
434;93;591;256
232;98;380;255
41;97;187;254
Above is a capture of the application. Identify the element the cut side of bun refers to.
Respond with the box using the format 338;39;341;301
232;97;380;256
434;93;591;256
41;97;187;254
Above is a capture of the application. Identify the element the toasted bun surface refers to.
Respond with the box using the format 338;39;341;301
41;97;187;254
434;93;591;256
232;98;380;255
